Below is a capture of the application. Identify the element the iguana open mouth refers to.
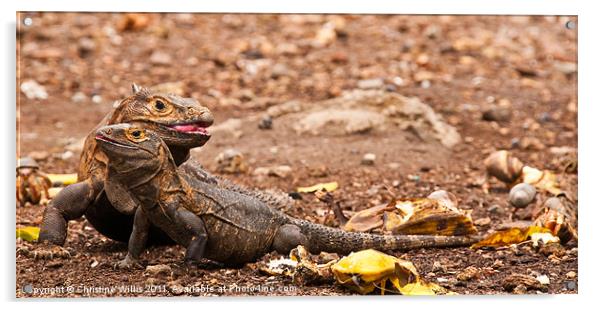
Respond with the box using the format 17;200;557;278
168;122;210;136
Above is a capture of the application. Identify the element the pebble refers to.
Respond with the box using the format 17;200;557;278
432;261;446;273
482;106;511;122
357;78;384;90
565;281;576;290
28;151;49;161
253;165;292;178
566;271;576;279
361;153;376;165
271;63;291;78
77;37;96;57
60;151;74;160
474;217;491;226
20;80;48;100
150;51;172;65
215;149;247;174
487;204;504;215
92;95;103;104
258;115;273;130
536;275;550;285
71;92;87;103
145;264;172;276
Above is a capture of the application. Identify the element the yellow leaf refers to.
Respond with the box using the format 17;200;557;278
331;249;448;295
297;181;338;193
16;226;40;242
47;173;78;186
471;226;551;249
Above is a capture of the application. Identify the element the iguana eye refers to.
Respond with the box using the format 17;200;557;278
126;128;147;142
154;100;166;110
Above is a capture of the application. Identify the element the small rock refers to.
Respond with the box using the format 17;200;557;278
566;271;576;279
20;80;48;100
253;165;292;178
313;22;337;47
432;261;446;273
28;151;49;161
357;78;384;90
565;281;576;290
456;266;479;281
60;151;74;160
90;260;99;268
487;204;504;215
271;63;291;78
150;51;172;65
167;281;184;295
554;61;577;75
215;149;247;174
536;275;550;285
482;106;511;122
91;95;103;104
492;259;504;269
520;137;545;151
361;153;376;165
145;264;172;276
474;217;491;226
258;115;273;130
77;37;96;57
71;92;87;103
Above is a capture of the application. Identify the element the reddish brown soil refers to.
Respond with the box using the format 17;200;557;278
16;13;577;297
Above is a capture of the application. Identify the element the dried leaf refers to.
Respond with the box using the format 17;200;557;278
471;226;551;249
344;193;477;236
16;226;40;242
297;181;338;193
331;249;448;295
46;173;78;186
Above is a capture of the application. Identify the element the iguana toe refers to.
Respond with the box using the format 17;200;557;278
115;255;142;270
19;244;72;260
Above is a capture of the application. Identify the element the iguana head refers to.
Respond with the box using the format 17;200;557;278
109;83;214;148
95;123;172;180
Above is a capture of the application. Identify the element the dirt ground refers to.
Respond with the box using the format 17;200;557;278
16;13;577;297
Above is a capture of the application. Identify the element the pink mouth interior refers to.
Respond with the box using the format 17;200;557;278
170;124;209;135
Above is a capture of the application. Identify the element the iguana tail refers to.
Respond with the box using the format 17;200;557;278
291;218;480;254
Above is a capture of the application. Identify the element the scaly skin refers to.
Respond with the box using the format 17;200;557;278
96;124;480;268
38;84;214;246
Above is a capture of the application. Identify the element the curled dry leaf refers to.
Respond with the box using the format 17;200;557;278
331;249;449;295
344;191;477;236
470;226;552;249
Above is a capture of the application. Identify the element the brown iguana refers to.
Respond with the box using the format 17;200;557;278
38;84;214;247
95;123;480;267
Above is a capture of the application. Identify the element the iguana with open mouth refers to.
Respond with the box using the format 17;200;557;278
96;123;480;268
38;84;215;248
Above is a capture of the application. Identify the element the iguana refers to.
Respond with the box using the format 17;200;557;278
95;123;480;267
38;84;214;247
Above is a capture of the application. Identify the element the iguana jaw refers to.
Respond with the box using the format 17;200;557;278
94;134;137;149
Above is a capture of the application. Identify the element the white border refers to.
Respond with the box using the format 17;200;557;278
2;1;600;310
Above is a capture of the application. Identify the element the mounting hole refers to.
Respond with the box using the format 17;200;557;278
565;20;575;30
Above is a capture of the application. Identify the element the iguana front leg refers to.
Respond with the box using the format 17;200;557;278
39;179;102;245
116;207;149;269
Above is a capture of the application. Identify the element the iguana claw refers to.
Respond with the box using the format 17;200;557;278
114;254;143;270
18;243;72;260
